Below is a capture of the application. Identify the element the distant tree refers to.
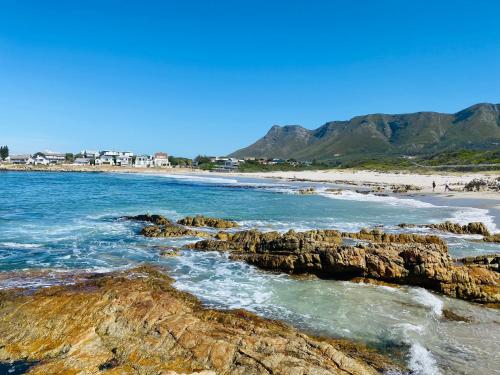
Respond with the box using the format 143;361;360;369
0;145;8;160
194;155;212;164
65;153;74;162
34;152;45;157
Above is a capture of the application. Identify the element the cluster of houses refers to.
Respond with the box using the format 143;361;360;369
6;150;172;168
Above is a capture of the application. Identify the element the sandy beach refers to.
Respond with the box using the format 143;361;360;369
2;163;499;198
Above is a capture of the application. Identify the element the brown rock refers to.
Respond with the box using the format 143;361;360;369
398;221;491;237
0;266;400;375
298;187;316;195
427;221;491;236
141;224;211;238
483;234;500;243
189;229;499;305
177;215;239;229
123;213;172;226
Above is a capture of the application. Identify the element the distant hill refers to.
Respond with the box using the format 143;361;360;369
229;103;500;162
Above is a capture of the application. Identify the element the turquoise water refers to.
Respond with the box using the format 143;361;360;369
1;171;499;374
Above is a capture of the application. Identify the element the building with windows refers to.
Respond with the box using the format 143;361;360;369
153;152;171;168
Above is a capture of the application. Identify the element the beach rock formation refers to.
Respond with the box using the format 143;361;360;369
190;229;499;304
141;223;211;238
298;187;316;195
398;221;491;237
464;178;500;192
483;233;500;243
458;254;499;272
427;221;491;236
391;184;422;193
0;266;399;375
177;215;239;229
123;213;172;226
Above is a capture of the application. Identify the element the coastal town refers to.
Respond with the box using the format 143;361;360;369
0;146;317;172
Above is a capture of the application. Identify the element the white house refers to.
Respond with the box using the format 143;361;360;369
134;155;152;168
153;152;171;168
9;155;31;164
80;150;100;158
95;155;115;165
74;157;92;165
116;155;132;166
28;155;49;165
44;152;66;164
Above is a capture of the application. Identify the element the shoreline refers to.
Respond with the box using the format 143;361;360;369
3;163;499;224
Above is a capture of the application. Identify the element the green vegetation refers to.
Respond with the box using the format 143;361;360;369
65;153;74;162
0;145;8;160
194;155;217;170
169;156;192;167
423;149;500;166
238;160;330;172
230;103;500;165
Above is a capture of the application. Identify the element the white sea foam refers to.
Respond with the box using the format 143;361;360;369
447;207;498;233
408;343;441;375
0;242;42;249
410;288;443;316
317;189;437;208
151;173;239;184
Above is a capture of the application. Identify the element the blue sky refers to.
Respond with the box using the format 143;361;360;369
1;0;499;156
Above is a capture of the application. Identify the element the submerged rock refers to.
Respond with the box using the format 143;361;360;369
177;215;239;229
0;266;400;375
298;187;316;195
190;229;499;305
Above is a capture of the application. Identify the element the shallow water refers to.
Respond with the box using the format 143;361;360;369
0;171;499;374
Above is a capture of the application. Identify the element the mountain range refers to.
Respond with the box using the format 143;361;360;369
229;103;500;162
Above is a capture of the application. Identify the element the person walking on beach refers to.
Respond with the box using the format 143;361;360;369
432;181;436;192
444;181;451;192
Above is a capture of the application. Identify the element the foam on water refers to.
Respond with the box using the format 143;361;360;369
0;242;42;249
318;189;437;208
408;343;441;375
410;288;444;316
146;173;239;184
447;207;498;233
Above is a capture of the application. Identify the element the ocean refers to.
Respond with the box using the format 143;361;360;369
1;171;499;374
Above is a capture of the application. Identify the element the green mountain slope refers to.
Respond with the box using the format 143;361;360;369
230;103;500;161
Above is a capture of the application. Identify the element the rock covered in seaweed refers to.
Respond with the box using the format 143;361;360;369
177;215;239;229
0;266;400;375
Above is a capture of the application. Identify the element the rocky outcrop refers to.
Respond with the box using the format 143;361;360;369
0;266;399;375
177;215;239;229
398;221;492;237
123;213;172;226
483;233;500;243
141;224;211;238
458;254;499;272
391;184;422;193
190;229;499;305
298;187;316;195
464;178;500;192
427;221;491;236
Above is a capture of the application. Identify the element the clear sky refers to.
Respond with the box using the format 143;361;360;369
1;0;499;156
